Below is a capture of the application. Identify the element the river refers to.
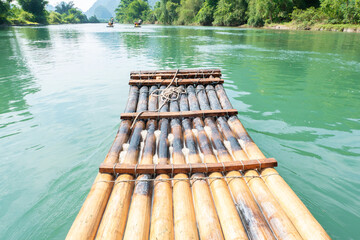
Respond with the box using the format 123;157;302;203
0;24;359;239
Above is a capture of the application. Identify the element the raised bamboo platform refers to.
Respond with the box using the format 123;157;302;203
66;69;330;240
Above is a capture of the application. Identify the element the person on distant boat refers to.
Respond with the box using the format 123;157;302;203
108;17;114;27
134;19;142;27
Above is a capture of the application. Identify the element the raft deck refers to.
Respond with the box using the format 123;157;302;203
66;69;330;240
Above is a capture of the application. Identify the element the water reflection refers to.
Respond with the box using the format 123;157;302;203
17;26;51;48
0;28;39;129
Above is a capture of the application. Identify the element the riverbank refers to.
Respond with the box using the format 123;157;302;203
262;22;360;33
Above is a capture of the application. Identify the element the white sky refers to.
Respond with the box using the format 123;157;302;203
47;0;97;12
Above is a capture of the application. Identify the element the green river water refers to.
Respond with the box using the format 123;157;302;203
0;24;359;239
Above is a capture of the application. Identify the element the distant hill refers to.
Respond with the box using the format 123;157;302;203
85;0;120;19
85;0;159;20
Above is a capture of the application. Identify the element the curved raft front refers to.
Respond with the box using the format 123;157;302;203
66;69;331;240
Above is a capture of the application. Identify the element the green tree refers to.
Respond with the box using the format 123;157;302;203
55;1;74;14
195;0;216;25
88;15;100;23
48;11;62;24
247;0;293;26
154;0;180;24
126;0;151;22
0;0;12;23
18;0;48;23
213;0;247;26
116;0;151;23
320;0;360;24
177;0;203;25
116;0;133;22
63;8;88;23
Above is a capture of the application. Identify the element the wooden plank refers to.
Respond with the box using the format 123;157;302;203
129;78;224;86
130;68;221;76
130;72;222;80
120;109;238;120
99;158;277;175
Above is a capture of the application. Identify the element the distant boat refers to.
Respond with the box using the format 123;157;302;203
134;19;142;27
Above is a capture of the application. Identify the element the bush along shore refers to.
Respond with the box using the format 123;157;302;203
115;0;360;33
264;23;360;33
0;1;100;26
1;0;359;33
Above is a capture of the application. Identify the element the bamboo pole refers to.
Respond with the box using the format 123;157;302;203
182;85;224;240
95;86;151;240
179;87;202;164
193;85;248;240
170;94;199;240
215;84;330;240
201;84;302;240
149;85;174;240
122;86;155;240
66;86;139;240
205;85;276;239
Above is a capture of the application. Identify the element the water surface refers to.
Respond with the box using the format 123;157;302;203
0;24;359;239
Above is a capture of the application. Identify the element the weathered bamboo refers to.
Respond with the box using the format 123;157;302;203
96;86;149;240
205;85;276;240
170;96;201;240
122;86;153;240
66;86;139;240
149;85;174;240
157;85;170;165
215;84;330;240
201;84;302;240
179;87;202;164
193;85;248;240
181;86;224;240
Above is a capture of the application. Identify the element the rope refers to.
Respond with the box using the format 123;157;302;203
130;69;186;129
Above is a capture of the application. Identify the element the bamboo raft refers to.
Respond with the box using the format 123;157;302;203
66;69;330;240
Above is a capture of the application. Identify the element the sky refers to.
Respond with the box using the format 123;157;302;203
47;0;97;12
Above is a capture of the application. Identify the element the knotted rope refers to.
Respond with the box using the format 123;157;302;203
130;69;186;129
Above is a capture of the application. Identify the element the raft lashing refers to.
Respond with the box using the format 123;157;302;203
66;69;330;240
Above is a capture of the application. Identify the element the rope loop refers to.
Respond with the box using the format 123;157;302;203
113;163;117;177
204;162;208;174
134;163;139;176
130;69;184;129
188;163;192;177
256;159;262;172
221;162;226;173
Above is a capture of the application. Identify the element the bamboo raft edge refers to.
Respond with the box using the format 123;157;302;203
66;69;331;240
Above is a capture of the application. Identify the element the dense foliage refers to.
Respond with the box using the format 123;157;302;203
114;0;360;27
1;0;359;27
0;0;12;24
18;0;48;23
47;1;90;24
55;1;75;14
0;0;99;25
116;0;151;23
